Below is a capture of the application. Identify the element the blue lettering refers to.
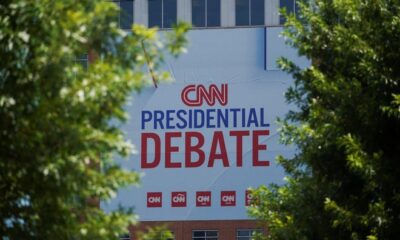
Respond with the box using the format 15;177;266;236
260;108;270;127
206;109;216;128
217;109;228;128
241;108;246;127
154;110;165;129
166;110;175;129
141;111;152;129
247;108;259;127
194;109;205;128
230;108;240;128
176;110;187;129
188;109;193;128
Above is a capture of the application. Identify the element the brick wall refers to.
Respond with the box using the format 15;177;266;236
129;220;267;240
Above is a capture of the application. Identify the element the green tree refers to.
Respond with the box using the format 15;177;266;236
0;1;188;239
136;225;174;240
249;0;400;239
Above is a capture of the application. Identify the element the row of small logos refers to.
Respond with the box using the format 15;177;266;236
147;190;253;208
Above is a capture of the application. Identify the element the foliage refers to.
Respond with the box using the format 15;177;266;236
0;0;189;239
136;225;174;240
249;0;400;239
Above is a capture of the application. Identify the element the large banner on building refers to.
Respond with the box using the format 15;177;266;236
106;80;294;221
103;27;298;221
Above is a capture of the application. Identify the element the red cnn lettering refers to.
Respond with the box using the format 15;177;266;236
208;131;229;167
229;130;250;167
196;191;211;207
141;133;161;169
185;132;205;168
181;84;228;107
147;192;162;208
171;192;187;207
165;132;181;168
221;191;236;207
252;130;270;166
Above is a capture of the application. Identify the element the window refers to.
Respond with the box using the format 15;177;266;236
119;233;131;240
279;0;295;24
192;0;221;27
112;0;134;29
235;0;264;26
192;230;218;240
236;229;263;240
148;0;177;28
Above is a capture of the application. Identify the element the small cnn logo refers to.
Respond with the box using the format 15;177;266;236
171;192;187;207
196;191;211;207
147;192;162;208
181;84;228;107
221;191;236;207
245;190;253;206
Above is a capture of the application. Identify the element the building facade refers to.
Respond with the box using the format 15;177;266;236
103;1;307;239
112;0;298;29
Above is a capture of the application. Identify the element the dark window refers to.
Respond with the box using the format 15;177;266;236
164;0;177;28
192;0;220;27
149;0;162;27
112;0;134;29
235;0;264;26
120;0;134;29
192;230;218;240
251;0;264;25
236;0;250;26
279;0;295;24
148;0;177;28
236;229;263;240
119;233;131;240
207;0;220;27
192;0;206;27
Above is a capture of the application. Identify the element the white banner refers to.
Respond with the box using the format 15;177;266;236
103;28;296;221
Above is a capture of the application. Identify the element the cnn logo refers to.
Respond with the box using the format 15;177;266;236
181;84;228;107
147;192;162;208
171;192;186;207
196;191;211;207
221;191;236;207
